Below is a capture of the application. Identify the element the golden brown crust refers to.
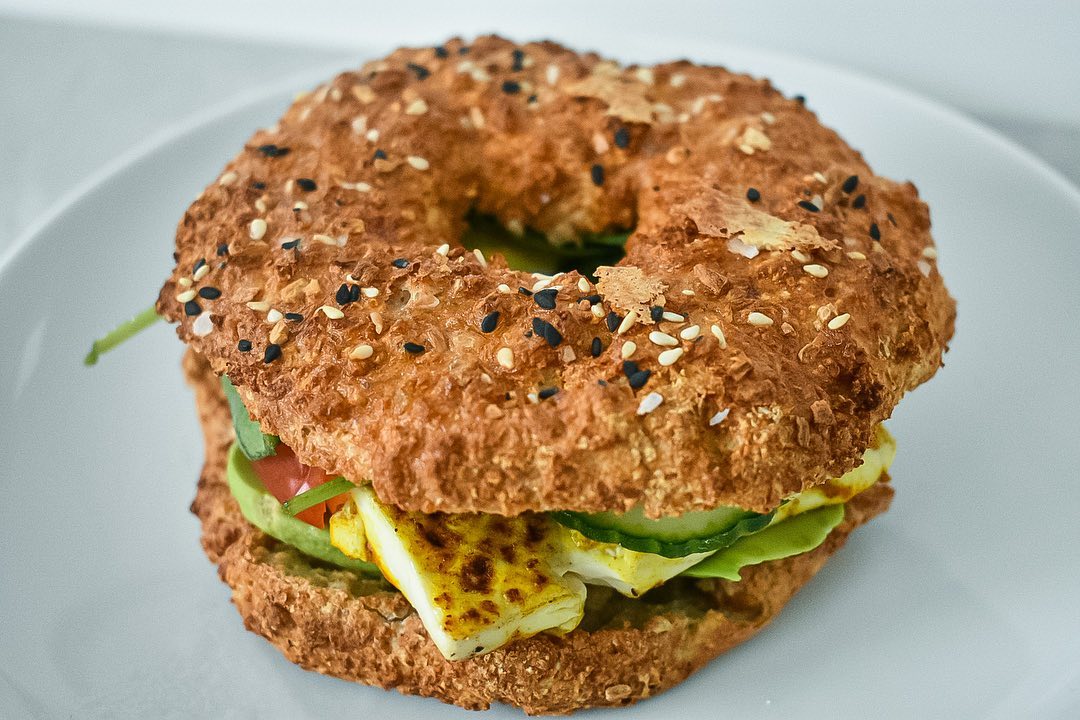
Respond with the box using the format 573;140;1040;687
163;35;953;516
185;350;893;714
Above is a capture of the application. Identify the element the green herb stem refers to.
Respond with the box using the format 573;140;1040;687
84;305;161;366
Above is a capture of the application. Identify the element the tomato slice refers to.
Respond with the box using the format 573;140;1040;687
251;444;346;528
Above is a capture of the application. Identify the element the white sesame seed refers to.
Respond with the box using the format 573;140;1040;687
811;194;824;209
319;305;345;319
407;156;430;171
592;132;610;154
293;201;308;211
497;347;514;369
546;64;560;86
658;347;684;366
761;111;776;125
361;287;379;298
922;246;938;259
577;277;590;293
813;171;828;184
246;301;270;312
648;331;679;347
527;392;539;404
617;310;638;335
178;277;192;288
435;243;450;256
284;180;293;194
313;233;336;246
350;344;374;360
634;67;654;85
218;171;238;186
562;346;576;362
473;248;488;267
468;106;486;131
710;324;728;348
268;321;287;345
370;311;383;334
354;182;372;192
791;249;811;263
637;391;664;415
249;218;267;240
847;251;867;260
680;324;701;340
351;116;367;134
266;309;283;324
681;289;695;296
497;283;512;294
405;98;428;115
591;304;605;318
532;277;553;292
365;128;380;143
480;373;493;385
192;312;214;337
255;198;268;213
748;312;774;326
669;73;686;88
621;341;637;359
176;289;197;302
709;408;730;426
917;260;932;277
803;264;829;278
662;311;684;322
828;313;851;330
727;237;760;259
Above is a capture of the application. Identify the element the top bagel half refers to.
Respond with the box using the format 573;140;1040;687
158;35;955;518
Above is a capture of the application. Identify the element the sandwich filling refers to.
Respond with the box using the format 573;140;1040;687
223;377;894;661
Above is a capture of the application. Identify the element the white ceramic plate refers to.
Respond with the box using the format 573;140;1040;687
2;40;1079;719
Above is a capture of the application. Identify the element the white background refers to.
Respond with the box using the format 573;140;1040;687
2;0;1078;251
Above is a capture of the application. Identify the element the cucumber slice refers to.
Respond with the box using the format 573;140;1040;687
221;375;279;460
227;443;380;576
550;504;775;558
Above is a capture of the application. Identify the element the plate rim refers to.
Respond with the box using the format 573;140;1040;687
2;39;1079;280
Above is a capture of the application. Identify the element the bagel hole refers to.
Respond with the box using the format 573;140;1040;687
461;210;628;278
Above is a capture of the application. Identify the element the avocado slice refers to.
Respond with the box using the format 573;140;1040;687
226;443;380;576
221;376;279;461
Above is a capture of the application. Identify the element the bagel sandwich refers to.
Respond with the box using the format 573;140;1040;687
143;36;952;713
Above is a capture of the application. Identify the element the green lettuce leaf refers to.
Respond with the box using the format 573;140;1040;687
681;504;845;580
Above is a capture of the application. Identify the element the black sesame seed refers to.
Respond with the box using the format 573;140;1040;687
281;239;300;250
434;45;449;58
349;285;362;302
852;194;867;209
628;369;651;390
251;181;266;190
216;243;230;257
237;339;252;352
605;312;621;333
518;286;533;296
887;212;897;226
404;342;426;354
797;200;820;212
538;387;559;400
597;379;607;386
590;337;602;357
512;49;525;72
622;360;640;376
533;288;558;310
198;286;221;300
373;149;387;160
391;258;410;269
336;284;352;305
501;80;521;94
407;63;430;80
842;175;859;193
172;252;180;262
649;305;664;323
193;258;207;274
531;318;563;347
614;127;630;149
257;144;289;158
263;343;282;363
527;94;538;104
746;187;761;202
590;164;605;186
284;312;304;322
183;300;201;316
584;294;602;305
480;311;500;333
297;178;317;192
869;223;881;241
794;94;806;105
458;46;470;55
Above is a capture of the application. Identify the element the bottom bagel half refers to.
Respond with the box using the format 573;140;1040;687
184;350;892;715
